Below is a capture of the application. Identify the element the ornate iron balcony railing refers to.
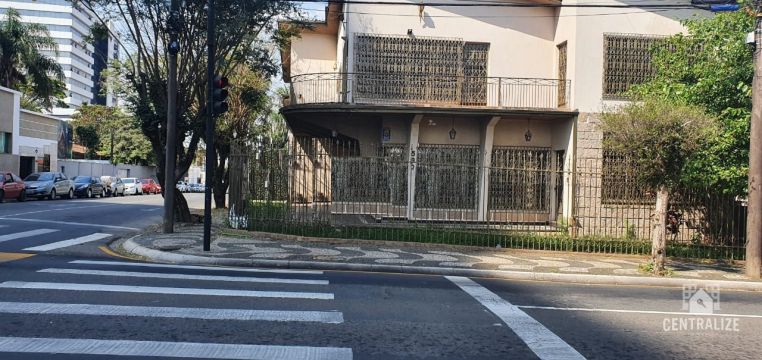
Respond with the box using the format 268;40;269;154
288;72;571;111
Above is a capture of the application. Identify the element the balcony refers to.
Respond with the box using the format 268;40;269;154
287;73;571;111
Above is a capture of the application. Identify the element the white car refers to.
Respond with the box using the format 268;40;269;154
176;181;189;192
122;177;143;195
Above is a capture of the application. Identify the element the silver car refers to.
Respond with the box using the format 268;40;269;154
24;172;75;200
101;176;125;196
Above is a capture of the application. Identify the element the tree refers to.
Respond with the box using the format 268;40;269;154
212;65;272;208
631;9;755;194
0;8;66;110
71;104;154;165
77;0;304;222
75;125;100;160
601;98;718;274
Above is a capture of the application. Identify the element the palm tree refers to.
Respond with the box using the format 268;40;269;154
0;8;66;110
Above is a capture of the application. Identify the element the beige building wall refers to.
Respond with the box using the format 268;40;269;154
344;0;558;80
560;0;705;113
291;33;338;75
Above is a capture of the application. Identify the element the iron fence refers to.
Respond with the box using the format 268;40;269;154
228;139;747;260
288;73;571;110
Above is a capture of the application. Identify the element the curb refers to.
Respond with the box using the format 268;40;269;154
121;238;762;292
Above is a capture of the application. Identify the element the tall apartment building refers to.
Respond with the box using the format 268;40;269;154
0;0;116;119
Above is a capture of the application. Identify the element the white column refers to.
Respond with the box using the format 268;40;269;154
478;116;501;222
406;115;423;220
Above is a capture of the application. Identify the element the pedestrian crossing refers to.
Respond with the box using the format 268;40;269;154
0;227;112;253
0;259;352;359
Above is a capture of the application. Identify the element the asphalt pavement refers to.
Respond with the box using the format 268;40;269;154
0;193;760;359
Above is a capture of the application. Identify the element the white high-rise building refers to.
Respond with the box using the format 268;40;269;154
0;0;113;120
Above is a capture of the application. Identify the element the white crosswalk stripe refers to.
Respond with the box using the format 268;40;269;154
38;268;330;285
0;301;344;323
0;281;334;299
0;229;58;243
0;259;348;358
69;259;324;274
23;233;111;251
0;337;353;360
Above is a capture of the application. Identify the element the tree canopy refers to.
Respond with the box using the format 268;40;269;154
630;9;755;194
76;0;304;219
0;8;67;111
71;104;154;165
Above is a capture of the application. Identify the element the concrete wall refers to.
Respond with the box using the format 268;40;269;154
58;160;156;180
291;33;338;76
0;154;19;173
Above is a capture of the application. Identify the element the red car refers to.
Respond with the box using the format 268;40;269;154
140;178;161;194
1;171;26;203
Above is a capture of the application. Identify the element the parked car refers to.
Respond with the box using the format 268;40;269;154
109;177;125;197
122;177;143;195
190;183;206;193
176;181;189;192
0;171;26;203
140;178;161;194
100;176;123;196
73;176;106;198
24;172;74;200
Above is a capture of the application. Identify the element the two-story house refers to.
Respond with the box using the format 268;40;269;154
277;0;709;231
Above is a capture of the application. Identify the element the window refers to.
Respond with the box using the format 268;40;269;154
557;42;568;106
601;150;653;204
353;34;488;105
602;34;667;98
0;132;11;154
489;147;551;211
415;145;480;209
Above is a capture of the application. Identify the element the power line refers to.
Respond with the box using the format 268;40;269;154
298;0;701;10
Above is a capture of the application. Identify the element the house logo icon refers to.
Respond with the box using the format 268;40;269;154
682;285;720;314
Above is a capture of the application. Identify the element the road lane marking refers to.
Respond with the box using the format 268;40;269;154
446;276;586;360
0;229;58;243
0;337;353;360
23;233;112;251
0;253;35;263
69;260;324;275
0;218;139;230
98;245;135;260
517;305;762;319
2;204;119;217
0;281;334;300
0;302;343;323
39;268;330;285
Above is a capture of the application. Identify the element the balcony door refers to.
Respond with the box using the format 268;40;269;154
462;42;489;106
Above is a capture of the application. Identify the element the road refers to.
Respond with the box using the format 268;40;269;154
0;194;761;359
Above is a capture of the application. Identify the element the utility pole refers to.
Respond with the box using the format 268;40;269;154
748;2;762;278
163;0;180;234
203;0;215;251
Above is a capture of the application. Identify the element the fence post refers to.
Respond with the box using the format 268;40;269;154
497;78;502;107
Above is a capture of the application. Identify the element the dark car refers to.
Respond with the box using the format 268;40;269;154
73;176;106;198
0;171;26;203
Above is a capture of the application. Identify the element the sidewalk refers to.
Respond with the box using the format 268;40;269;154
115;224;762;291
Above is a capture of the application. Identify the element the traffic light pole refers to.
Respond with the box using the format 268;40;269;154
203;0;215;251
748;6;762;278
163;0;179;234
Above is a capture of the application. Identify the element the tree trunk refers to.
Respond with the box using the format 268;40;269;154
651;186;669;274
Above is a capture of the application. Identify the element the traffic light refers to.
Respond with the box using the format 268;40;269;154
212;75;229;115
